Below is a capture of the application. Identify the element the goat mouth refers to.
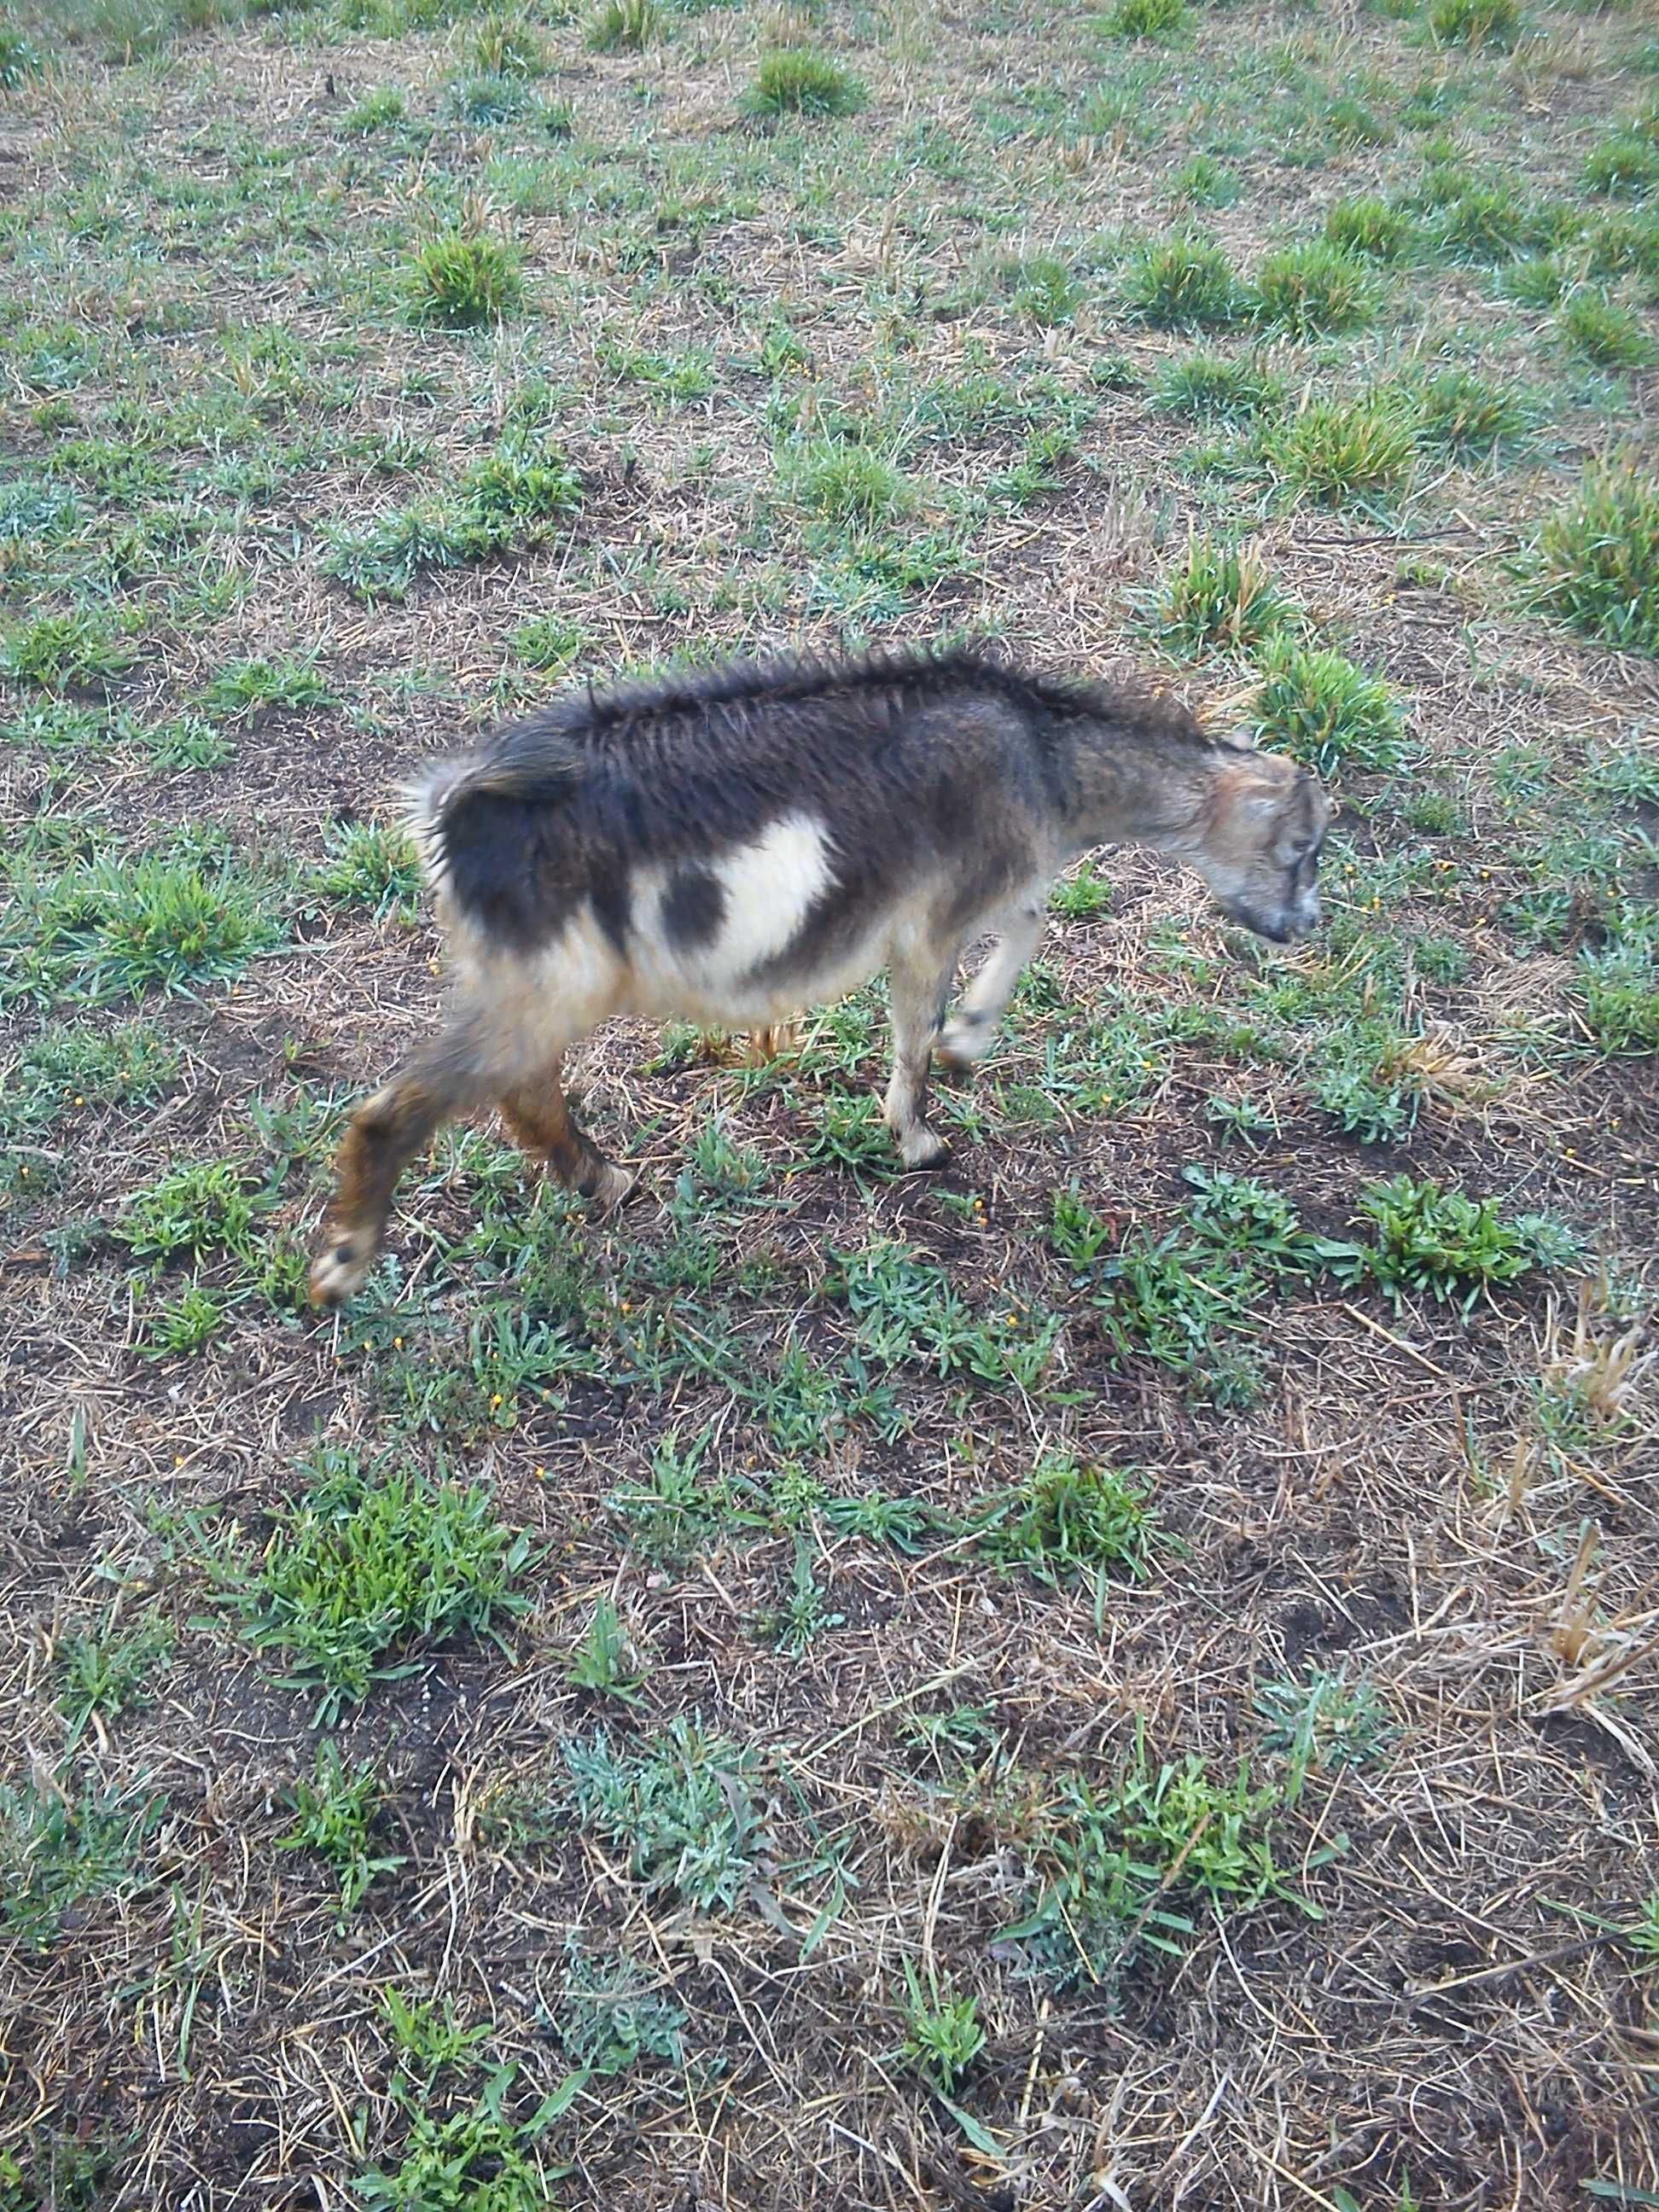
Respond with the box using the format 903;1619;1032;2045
1219;900;1292;944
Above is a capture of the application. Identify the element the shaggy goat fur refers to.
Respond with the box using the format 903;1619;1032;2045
311;646;1330;1306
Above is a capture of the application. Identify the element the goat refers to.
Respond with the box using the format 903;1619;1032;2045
310;646;1330;1307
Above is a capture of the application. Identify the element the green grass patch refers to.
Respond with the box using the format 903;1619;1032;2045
974;1452;1165;1587
1104;0;1188;38
1252;640;1408;778
1;1770;159;1951
1557;287;1654;369
1333;1175;1577;1311
1534;464;1659;654
1253;242;1378;336
222;1449;533;1721
1428;0;1522;49
743;48;865;119
407;231;522;328
1123;236;1245;327
1153;536;1294;657
562;1718;764;1911
1324;195;1414;263
1152;351;1285;422
1263;393;1416;507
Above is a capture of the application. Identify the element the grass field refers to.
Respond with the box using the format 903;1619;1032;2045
2;0;1657;2203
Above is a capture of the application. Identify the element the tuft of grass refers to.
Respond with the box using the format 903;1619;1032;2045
277;1741;405;1924
0;26;42;84
743;47;865;119
975;1453;1165;1587
1583;130;1659;201
1263;393;1416;507
1534;464;1659;653
1154;537;1293;657
407;230;521;328
65;854;283;1002
563;1717;763;1911
57;1619;172;1745
1253;242;1377;336
1409;367;1527;457
1152;351;1284;422
1;610;136;694
343;86;406;133
783;438;911;526
1008;253;1083;328
513;613;585;670
221;1449;533;1721
1170;154;1241;209
901;1966;985;2095
1557;287;1655;369
1255;1668;1396;1801
1428;0;1522;48
1338;1175;1577;1312
113;1159;269;1264
0;1771;158;1951
1104;0;1188;38
585;0;658;50
202;655;333;719
470;9;544;74
1576;940;1659;1051
1123;236;1244;327
1324;195;1414;263
314;820;422;920
1252;638;1408;778
558;1941;687;2075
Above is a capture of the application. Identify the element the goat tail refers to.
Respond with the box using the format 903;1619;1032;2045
403;720;581;896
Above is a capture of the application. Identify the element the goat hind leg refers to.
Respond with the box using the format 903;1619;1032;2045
498;1055;634;1216
310;1034;488;1308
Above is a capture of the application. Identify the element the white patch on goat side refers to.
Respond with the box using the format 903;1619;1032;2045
710;811;835;972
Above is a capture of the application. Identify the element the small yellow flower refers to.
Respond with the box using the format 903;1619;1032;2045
490;1392;504;1408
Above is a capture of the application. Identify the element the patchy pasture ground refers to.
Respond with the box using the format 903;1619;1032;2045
1;0;1657;2205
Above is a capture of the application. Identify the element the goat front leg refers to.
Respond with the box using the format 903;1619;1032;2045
310;1029;492;1308
497;1054;634;1215
935;892;1046;1071
884;943;959;1171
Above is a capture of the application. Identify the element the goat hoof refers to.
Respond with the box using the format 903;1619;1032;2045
309;1229;376;1309
898;1127;950;1172
585;1162;637;1218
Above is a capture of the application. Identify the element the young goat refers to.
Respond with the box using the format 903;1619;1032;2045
310;648;1330;1307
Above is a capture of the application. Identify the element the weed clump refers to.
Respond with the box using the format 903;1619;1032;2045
1409;367;1526;457
1557;287;1654;369
407;230;521;328
277;1742;405;1923
1252;638;1409;777
743;49;865;119
1152;351;1284;422
975;1453;1165;1586
1264;394;1416;506
1253;241;1377;336
1105;0;1188;38
1428;0;1521;49
1123;236;1244;327
1154;536;1293;657
562;1718;764;1910
222;1449;532;1720
1534;464;1659;654
1324;195;1413;263
1336;1175;1576;1311
0;1772;159;1951
585;0;658;49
